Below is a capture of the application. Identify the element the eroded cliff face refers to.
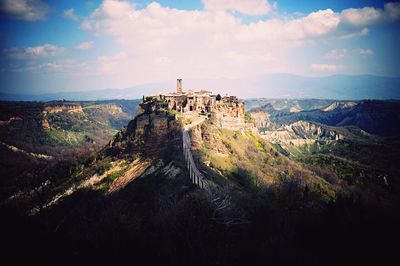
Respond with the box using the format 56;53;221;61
250;111;271;129
42;103;84;115
96;104;124;115
260;120;359;148
107;112;182;157
40;104;84;130
211;101;246;130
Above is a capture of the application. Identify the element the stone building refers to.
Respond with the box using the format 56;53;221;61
149;79;217;113
177;78;183;94
144;79;244;119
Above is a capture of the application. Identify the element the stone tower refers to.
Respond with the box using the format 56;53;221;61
177;78;183;94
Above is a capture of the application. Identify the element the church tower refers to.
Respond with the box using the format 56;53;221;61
177;78;183;94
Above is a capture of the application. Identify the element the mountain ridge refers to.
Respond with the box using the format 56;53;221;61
249;99;400;137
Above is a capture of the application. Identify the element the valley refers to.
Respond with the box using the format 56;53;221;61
0;99;140;203
2;1;400;264
1;96;399;265
248;99;400;206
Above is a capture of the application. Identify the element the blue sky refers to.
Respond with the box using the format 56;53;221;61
0;0;399;95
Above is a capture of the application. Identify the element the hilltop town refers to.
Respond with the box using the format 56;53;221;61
137;79;247;130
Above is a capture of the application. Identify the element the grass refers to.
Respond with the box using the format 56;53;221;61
96;161;113;176
105;170;125;183
45;129;86;146
191;123;337;200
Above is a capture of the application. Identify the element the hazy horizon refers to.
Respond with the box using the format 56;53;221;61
1;73;400;101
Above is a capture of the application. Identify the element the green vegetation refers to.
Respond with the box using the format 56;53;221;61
161;108;177;117
192;123;336;199
2;99;399;266
105;169;125;183
144;96;168;108
290;139;398;194
0;101;136;154
244;112;253;123
97;161;113;175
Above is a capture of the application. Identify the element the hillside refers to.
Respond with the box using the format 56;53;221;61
190;121;336;199
250;100;400;137
248;100;400;205
0;100;140;154
4;102;339;264
244;98;336;112
0;100;139;203
1;98;399;265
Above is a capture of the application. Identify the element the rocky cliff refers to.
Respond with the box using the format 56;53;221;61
211;101;246;130
261;120;376;152
107;111;182;157
42;103;84;114
252;100;400;137
322;101;357;112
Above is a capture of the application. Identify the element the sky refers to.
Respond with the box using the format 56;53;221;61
0;0;400;95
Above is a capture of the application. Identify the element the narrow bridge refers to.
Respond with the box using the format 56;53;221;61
182;116;210;190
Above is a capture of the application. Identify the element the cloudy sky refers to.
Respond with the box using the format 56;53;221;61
0;0;399;95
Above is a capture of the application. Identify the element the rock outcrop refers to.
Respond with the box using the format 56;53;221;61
41;119;50;129
323;101;357;112
261;121;347;147
211;100;246;130
42;103;83;114
0;116;23;126
107;111;182;157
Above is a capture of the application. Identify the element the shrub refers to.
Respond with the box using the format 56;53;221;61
244;112;253;123
231;167;258;188
105;170;124;183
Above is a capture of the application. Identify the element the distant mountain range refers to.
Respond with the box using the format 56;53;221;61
1;74;400;101
248;99;400;137
240;74;400;99
0;83;171;102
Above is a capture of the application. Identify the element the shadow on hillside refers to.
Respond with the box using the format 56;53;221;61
1;167;400;266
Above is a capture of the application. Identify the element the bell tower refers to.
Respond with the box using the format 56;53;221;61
177;78;183;94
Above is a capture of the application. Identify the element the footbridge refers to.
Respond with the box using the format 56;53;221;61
182;116;212;190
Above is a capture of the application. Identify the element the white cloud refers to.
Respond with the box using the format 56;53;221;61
80;1;292;83
311;64;343;73
340;3;400;28
25;44;65;57
63;8;78;21
3;47;23;59
77;0;400;85
3;59;91;74
5;0;394;88
0;0;50;21
385;2;400;20
357;48;374;56
324;49;347;60
75;41;94;50
340;7;383;27
97;52;128;74
4;44;65;59
224;50;274;65
234;9;340;44
42;59;91;74
202;0;272;16
338;27;369;39
153;56;172;66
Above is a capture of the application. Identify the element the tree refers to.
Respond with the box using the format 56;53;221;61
216;94;222;101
